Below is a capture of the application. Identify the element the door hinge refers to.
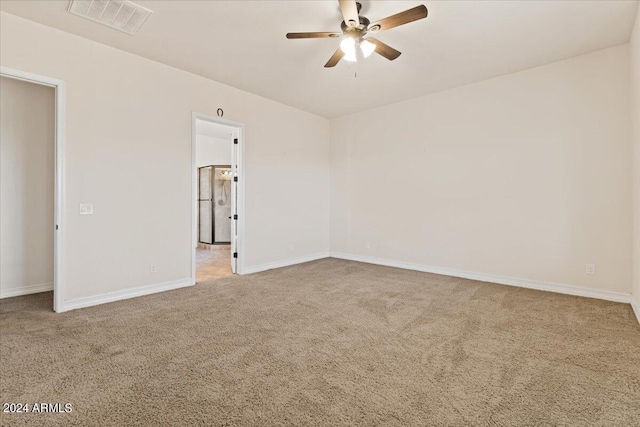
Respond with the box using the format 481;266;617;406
233;214;238;220
234;138;238;145
233;176;238;182
233;252;238;258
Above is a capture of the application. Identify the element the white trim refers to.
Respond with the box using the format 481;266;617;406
191;114;197;285
631;295;640;325
0;66;63;88
242;252;331;275
0;283;54;299
63;279;192;311
191;112;246;280
330;252;632;303
0;66;66;313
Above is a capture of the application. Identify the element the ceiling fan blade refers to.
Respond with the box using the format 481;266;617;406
324;48;345;68
286;32;342;39
367;37;401;61
339;0;360;28
368;5;428;32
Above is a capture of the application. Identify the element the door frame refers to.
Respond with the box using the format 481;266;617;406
0;66;66;312
191;112;245;281
197;164;232;245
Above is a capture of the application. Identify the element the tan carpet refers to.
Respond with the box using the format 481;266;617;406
1;258;639;426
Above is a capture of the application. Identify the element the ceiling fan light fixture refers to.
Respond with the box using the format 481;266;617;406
360;39;376;58
286;1;428;67
340;37;355;54
344;50;358;62
340;37;358;62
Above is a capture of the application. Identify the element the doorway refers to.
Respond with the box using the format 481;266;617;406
198;165;232;246
0;67;66;312
192;113;244;283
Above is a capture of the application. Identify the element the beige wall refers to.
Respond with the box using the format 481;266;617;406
1;10;635;309
331;45;632;294
0;12;331;304
631;7;640;308
0;76;55;297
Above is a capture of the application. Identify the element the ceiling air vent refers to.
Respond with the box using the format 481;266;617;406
68;0;153;35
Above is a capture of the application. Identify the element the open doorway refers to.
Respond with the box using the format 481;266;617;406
192;113;244;283
0;67;65;312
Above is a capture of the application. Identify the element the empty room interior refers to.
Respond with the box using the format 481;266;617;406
0;0;639;425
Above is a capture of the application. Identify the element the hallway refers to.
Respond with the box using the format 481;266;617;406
196;245;232;282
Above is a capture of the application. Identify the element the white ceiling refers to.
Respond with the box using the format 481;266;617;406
1;1;638;118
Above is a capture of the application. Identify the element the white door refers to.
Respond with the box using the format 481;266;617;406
230;129;239;273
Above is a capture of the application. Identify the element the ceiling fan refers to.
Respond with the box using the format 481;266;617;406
286;1;428;68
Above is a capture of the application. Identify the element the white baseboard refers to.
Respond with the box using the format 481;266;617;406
631;295;640;325
54;254;640;326
62;278;193;312
242;252;330;275
330;252;632;304
0;282;53;299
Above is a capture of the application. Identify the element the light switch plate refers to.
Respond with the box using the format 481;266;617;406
80;204;94;215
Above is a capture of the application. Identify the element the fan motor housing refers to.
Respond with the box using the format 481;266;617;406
341;16;370;33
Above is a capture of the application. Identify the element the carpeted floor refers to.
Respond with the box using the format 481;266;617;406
1;258;639;426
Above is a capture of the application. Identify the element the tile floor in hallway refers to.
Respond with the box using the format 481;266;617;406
196;245;233;282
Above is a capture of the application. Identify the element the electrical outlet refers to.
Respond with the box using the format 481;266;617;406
79;204;93;215
288;244;295;252
586;264;596;275
150;264;158;274
365;242;371;249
